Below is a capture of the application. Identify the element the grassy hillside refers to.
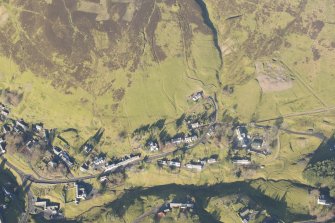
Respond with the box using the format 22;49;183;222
0;0;221;156
206;0;335;123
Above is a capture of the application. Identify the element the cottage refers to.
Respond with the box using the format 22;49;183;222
15;119;29;131
48;161;57;168
191;91;204;101
185;163;203;171
232;159;251;165
251;138;263;149
13;126;22;133
1;109;9;116
207;158;217;164
148;142;159;152
169;161;181;168
0;143;5;155
74;183;87;201
235;126;250;148
52;146;62;155
33;123;43;132
190;122;200;129
2;124;11;134
59;152;74;167
171;137;184;145
26;140;34;151
93;156;106;166
158;159;168;166
104;163;116;172
318;195;332;206
185;135;198;143
80;162;89;172
100;176;107;182
169;202;194;209
83;144;93;154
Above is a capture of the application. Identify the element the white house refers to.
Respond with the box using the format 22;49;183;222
185;163;203;171
233;159;251;165
74;183;87;201
318;195;332;206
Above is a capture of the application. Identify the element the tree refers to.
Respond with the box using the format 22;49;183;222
176;114;186;129
5;133;24;154
275;116;284;128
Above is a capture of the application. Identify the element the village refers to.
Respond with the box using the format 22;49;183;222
0;89;334;222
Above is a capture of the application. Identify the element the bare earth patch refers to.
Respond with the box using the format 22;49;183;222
255;61;293;93
0;6;9;27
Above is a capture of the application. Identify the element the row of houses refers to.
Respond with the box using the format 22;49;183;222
158;158;181;168
157;200;195;218
52;146;74;168
103;153;141;173
185;157;218;171
170;134;198;145
147;133;198;153
158;156;218;171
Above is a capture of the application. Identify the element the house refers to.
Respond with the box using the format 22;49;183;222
100;176;107;182
74;183;87;202
0;143;5;155
48;161;57;168
207;158;217;164
13;126;22;133
169;202;194;209
1;109;9;116
15;119;29;131
158;159;168;166
169;160;181;168
0;103;5;110
191;91;204;101
171;137;184;145
251;138;263;149
190;122;200;129
26;139;38;151
184;135;198;143
232;159;251;165
52;146;62;155
93;156;106;166
185;163;203;171
33;123;43;132
104;163;116;172
148;142;159;152
80;162;89;172
2;124;11;134
235;126;250;148
59;152;74;167
318;195;332;206
83;144;93;154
